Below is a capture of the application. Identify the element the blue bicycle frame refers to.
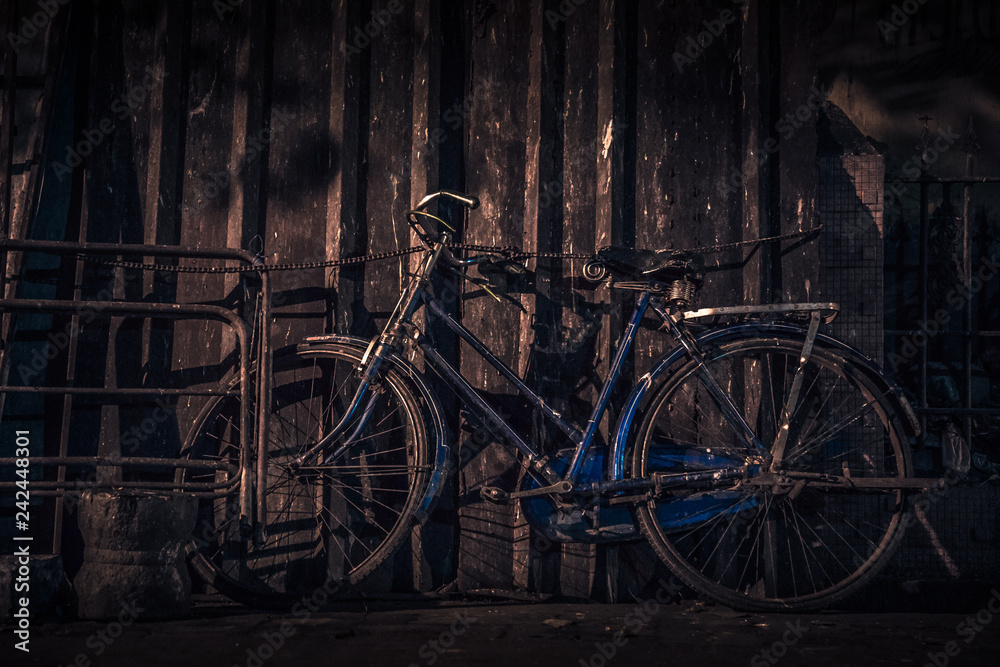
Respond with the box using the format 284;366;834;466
292;192;764;498
413;288;651;489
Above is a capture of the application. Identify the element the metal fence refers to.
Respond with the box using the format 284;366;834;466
884;176;1000;474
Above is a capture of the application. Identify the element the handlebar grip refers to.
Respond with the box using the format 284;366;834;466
416;190;480;211
443;190;480;210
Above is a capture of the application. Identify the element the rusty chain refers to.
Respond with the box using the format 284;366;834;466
76;226;821;275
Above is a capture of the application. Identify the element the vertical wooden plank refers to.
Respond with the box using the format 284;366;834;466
598;0;665;604
327;0;366;336
174;0;239;416
2;0;71;556
134;1;190;463
362;0;415;337
265;0;334;349
120;0;184;463
756;0;781;302
423;0;466;591
222;0;251;254
115;0;155;463
554;0;605;601
80;0;148;480
408;0;444;593
123;1;154;229
141;0;188;391
633;0;743;372
0;0;68;302
147;0;189;250
359;0;417;592
595;0;638;459
735;0;764;307
410;0;439;211
513;0;550;596
458;0;533;592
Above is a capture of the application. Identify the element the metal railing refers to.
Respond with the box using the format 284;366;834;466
0;239;270;510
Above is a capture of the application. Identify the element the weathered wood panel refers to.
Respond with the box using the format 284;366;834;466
0;0;71;557
83;0;147;480
408;0;448;593
173;0;241;446
457;0;534;592
633;0;744;373
514;0;560;596
266;0;336;349
134;0;188;448
595;0;639;603
550;0;605;601
775;0;832;302
10;0;841;600
360;0;420;592
328;0;366;336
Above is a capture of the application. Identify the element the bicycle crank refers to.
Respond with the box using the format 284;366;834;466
481;480;573;503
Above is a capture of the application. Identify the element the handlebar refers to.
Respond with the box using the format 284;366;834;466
415;190;480;211
405;191;530;277
407;190;479;246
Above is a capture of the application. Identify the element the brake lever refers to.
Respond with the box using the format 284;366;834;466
494;258;528;275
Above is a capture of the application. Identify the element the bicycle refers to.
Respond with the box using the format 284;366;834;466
178;189;933;612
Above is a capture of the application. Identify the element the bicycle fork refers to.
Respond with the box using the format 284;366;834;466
291;242;446;468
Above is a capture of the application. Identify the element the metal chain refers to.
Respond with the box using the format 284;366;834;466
683;226;822;253
488;226;823;260
75;227;821;274
76;246;424;274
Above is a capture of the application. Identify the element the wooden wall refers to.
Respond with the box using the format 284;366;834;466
18;0;833;598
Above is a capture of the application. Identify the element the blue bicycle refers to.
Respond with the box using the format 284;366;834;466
181;190;930;612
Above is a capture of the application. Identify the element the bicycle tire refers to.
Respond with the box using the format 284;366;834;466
179;342;438;607
632;332;913;612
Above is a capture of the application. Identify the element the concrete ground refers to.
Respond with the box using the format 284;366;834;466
4;588;1000;667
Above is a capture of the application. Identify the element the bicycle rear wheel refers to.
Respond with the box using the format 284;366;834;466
632;333;913;612
180;342;436;607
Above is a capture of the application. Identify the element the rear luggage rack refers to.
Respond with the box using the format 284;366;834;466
682;302;840;325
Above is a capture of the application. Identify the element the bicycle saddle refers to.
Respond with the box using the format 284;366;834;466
592;247;704;285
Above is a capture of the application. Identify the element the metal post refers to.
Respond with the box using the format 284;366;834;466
962;179;973;461
0;0;16;252
919;182;928;440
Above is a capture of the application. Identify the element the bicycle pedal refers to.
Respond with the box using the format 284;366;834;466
480;486;510;503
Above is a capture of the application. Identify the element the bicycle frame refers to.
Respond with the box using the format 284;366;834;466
186;190;943;610
413;285;789;495
296;245;765;498
413;288;650;488
294;196;929;504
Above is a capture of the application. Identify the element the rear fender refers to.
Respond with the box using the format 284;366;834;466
609;321;919;481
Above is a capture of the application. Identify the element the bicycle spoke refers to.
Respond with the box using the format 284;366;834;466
788;399;880;464
636;335;910;611
183;345;433;604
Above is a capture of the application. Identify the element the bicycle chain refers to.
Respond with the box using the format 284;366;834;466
75;227;821;275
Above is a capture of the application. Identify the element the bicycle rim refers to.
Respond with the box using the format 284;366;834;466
633;336;912;612
181;344;433;606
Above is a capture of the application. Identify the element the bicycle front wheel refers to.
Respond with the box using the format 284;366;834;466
180;342;436;607
632;333;913;612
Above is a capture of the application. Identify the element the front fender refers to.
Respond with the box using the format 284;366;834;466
609;321;919;481
300;334;451;521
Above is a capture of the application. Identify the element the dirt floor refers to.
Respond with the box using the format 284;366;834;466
4;588;1000;667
